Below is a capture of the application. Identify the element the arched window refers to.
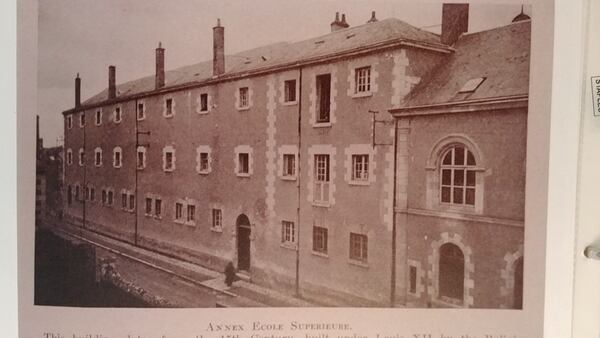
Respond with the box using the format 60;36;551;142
440;145;477;206
439;243;465;301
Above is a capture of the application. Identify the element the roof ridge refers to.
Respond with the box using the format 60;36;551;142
461;19;531;38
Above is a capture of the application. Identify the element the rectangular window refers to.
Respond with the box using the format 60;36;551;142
352;154;369;181
67;186;72;205
314;154;330;203
165;152;174;171
355;66;371;93
155;198;162;217
200;94;208;112
95;110;102;125
165;98;173;116
281;221;296;244
66;151;72;165
212;209;222;229
187;204;195;222
67;116;73;129
137;148;145;169
102;189;107;205
283;154;295;177
121;193;127;209
84;186;89;200
409;266;417;294
238;153;249;174
349;233;368;262
128;194;135;211
239;87;249;108
95;151;102;166
79;113;85;127
75;186;80;201
114;107;121;122
137;102;145;120
175;202;183;221
199;152;209;172
107;190;114;206
312;226;328;254
145;197;152;214
284;79;297;102
90;187;95;201
316;74;331;123
79;150;85;166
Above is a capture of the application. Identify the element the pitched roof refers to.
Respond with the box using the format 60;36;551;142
82;18;448;106
399;20;531;109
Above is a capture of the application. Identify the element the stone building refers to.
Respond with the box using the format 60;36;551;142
61;4;530;308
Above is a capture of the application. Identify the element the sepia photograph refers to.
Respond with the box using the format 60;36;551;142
34;0;532;309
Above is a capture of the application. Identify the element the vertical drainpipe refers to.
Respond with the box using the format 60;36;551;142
390;118;399;307
134;98;139;246
295;65;303;297
82;111;87;230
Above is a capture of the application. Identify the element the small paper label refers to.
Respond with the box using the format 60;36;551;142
592;76;600;116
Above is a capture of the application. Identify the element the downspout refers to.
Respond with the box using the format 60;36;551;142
82;113;86;230
134;98;139;246
295;66;303;297
390;118;398;307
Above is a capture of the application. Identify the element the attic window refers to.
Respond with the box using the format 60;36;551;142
314;40;325;45
459;77;486;93
346;33;356;39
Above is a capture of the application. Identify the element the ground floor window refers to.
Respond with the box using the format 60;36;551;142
175;202;184;221
349;232;368;262
281;221;296;244
212;209;222;230
312;226;328;254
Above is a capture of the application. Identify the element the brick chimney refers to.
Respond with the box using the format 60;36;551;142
213;19;225;77
75;73;81;107
367;11;378;23
108;65;116;99
331;12;349;32
155;42;165;89
441;3;469;46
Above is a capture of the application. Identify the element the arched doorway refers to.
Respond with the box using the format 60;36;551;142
236;214;251;271
439;243;465;301
514;257;524;309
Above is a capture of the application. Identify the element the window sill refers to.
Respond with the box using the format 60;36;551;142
198;170;211;175
95;123;102;127
237;106;250;111
313;122;332;128
280;242;297;251
348;259;369;268
137;167;145;171
174;219;185;225
281;176;297;181
114;120;122;124
348;180;370;186
210;227;223;233
197;110;209;115
311;251;329;258
282;101;298;106
185;221;196;227
113;165;122;169
163;168;175;173
153;215;162;220
237;173;251;178
312;201;331;208
351;92;373;99
95;164;102;168
164;114;174;119
137;117;146;121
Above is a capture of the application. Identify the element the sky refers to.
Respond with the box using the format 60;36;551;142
37;0;530;146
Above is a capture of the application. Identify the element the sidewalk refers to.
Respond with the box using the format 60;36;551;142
43;220;319;308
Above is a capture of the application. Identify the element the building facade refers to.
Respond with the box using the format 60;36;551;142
61;4;530;308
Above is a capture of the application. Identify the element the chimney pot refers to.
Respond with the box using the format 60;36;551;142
441;3;469;46
75;73;81;107
108;65;116;99
155;42;165;89
213;19;225;77
331;12;349;32
368;11;378;23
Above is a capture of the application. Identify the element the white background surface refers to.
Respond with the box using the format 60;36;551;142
0;0;594;337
